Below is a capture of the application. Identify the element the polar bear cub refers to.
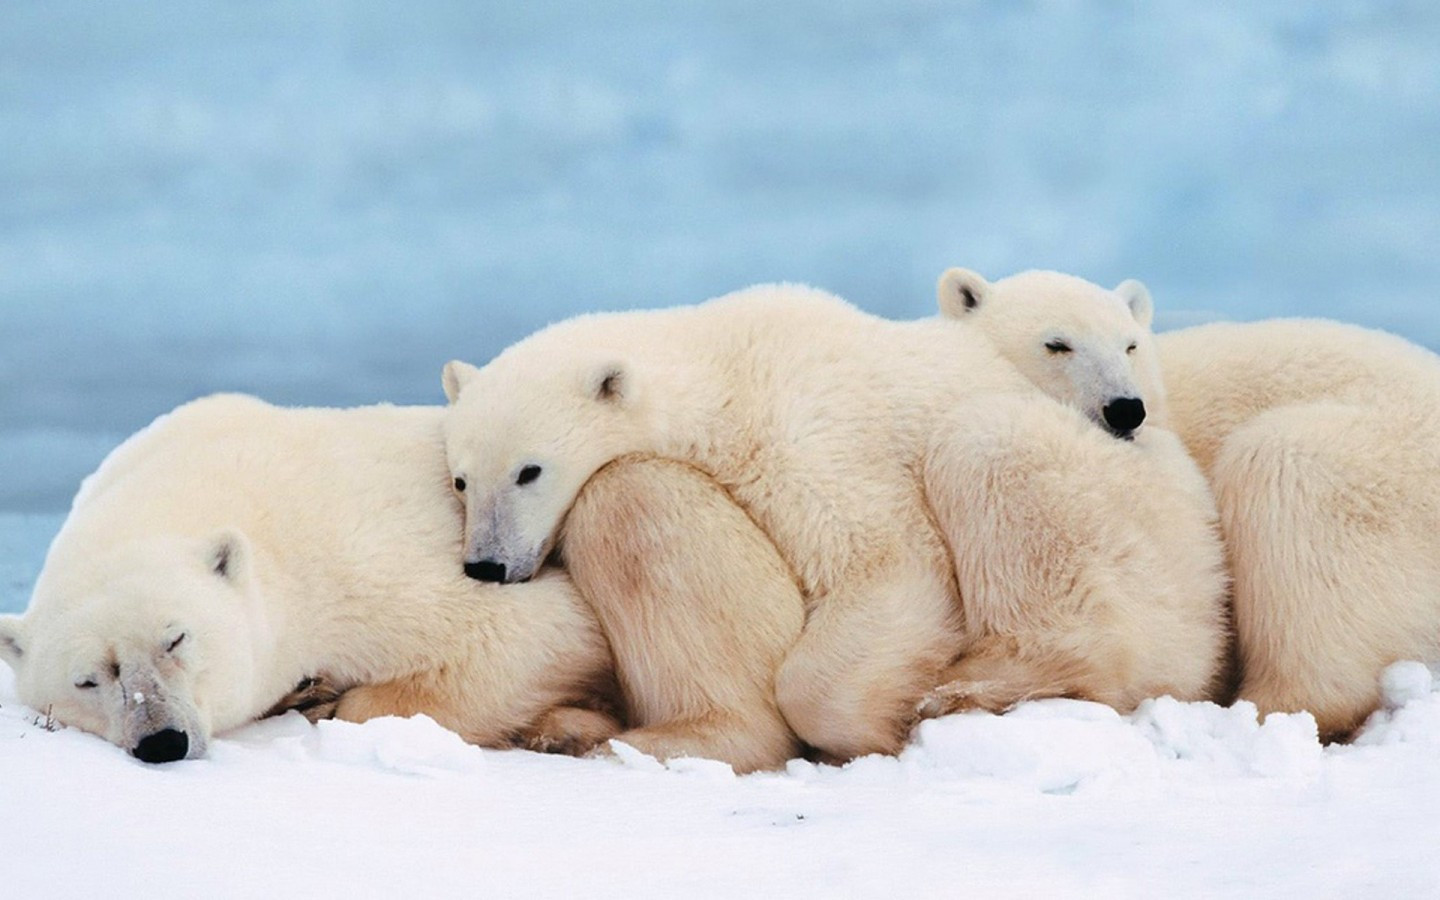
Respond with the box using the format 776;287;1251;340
939;267;1440;739
442;284;1230;760
937;267;1165;440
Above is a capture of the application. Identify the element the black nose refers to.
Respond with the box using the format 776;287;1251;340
132;728;189;764
1102;397;1146;436
464;559;507;583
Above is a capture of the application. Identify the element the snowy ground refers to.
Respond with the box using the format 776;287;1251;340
5;647;1440;897
3;516;1440;896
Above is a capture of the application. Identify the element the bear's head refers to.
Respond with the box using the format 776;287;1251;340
0;531;264;762
442;350;649;585
938;268;1166;439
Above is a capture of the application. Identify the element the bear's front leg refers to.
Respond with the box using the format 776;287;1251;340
921;395;1227;719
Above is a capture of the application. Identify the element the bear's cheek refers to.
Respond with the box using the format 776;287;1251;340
47;695;112;740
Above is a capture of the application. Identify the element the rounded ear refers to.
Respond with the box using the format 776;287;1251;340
0;615;25;669
207;530;252;587
442;360;480;404
936;268;990;319
1115;279;1154;328
584;360;632;405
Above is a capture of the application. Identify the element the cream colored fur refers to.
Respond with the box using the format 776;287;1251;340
949;276;1440;738
932;268;1230;712
0;395;617;760
562;455;804;772
443;284;1229;759
1154;320;1440;738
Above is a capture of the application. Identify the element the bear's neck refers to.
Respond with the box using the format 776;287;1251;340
641;348;760;476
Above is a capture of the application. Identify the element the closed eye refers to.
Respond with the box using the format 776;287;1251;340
1127;343;1138;354
167;633;186;653
76;678;98;690
1044;340;1072;354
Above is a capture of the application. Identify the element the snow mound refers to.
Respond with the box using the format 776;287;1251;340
777;696;1329;795
216;712;485;776
1131;696;1323;779
1354;661;1440;747
903;699;1159;793
1380;660;1435;708
608;739;738;780
897;696;1323;791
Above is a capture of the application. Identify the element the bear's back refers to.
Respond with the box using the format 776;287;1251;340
47;396;460;594
1156;319;1440;469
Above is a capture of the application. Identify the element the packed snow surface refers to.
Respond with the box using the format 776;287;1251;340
2;518;1439;896
6;514;1439;895
5;658;1440;897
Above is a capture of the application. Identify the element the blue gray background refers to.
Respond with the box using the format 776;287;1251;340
3;1;1438;531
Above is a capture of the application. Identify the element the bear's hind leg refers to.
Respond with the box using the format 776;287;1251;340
916;636;1092;718
563;455;805;773
773;561;963;760
1216;402;1440;740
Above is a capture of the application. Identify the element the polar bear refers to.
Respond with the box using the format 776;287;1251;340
0;395;803;770
441;284;1230;760
1159;320;1440;739
936;267;1165;441
938;268;1440;739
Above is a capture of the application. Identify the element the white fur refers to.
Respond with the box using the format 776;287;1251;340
937;268;1165;438
971;286;1440;738
0;395;613;761
1153;320;1440;738
443;284;1230;759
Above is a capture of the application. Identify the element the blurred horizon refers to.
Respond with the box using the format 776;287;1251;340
3;1;1439;511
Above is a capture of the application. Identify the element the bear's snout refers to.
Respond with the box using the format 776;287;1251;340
1102;397;1146;439
464;559;508;583
132;728;189;764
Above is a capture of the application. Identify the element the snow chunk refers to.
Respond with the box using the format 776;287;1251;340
303;715;484;777
1355;661;1440;746
606;739;737;779
907;699;1159;793
1380;660;1433;709
1131;697;1322;779
607;739;667;773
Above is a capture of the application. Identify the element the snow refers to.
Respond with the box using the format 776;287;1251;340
5;655;1440;897
8;510;1439;893
4;504;1440;895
